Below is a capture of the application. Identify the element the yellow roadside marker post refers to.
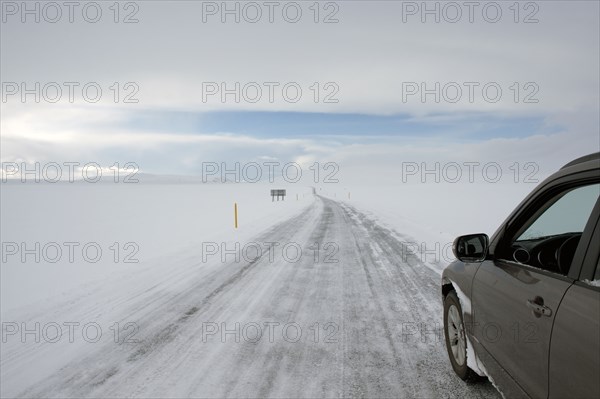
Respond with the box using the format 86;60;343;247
234;203;238;229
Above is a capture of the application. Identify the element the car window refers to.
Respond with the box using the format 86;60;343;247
503;183;600;275
517;184;599;241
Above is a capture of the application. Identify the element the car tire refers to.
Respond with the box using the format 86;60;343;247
444;290;478;382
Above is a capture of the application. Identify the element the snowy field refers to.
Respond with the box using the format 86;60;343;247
0;179;541;397
1;180;537;314
0;183;314;312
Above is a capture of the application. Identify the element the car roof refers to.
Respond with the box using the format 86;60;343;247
561;152;600;170
538;151;599;192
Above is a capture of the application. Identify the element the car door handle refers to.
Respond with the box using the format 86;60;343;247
526;298;553;317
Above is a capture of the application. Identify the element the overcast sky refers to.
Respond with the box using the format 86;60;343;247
1;1;599;181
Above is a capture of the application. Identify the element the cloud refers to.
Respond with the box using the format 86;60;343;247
1;101;596;184
2;2;598;115
1;1;598;179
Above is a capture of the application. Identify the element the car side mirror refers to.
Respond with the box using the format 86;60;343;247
453;233;489;262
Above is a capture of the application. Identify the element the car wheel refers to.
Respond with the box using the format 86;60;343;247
444;290;478;381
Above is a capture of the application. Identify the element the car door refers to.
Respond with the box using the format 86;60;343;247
471;180;600;398
548;206;600;399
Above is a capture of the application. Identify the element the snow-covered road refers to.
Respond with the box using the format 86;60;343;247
1;196;500;398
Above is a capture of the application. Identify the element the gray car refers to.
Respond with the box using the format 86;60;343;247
442;153;600;399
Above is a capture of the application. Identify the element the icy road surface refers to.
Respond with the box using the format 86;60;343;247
1;196;500;398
